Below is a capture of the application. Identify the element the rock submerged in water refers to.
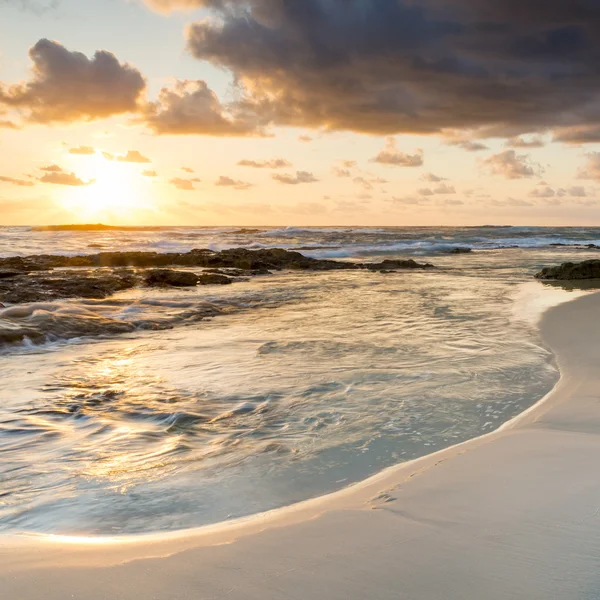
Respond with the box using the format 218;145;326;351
535;260;600;280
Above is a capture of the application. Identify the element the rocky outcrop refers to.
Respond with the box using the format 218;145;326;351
145;270;200;287
0;249;435;304
0;248;435;273
445;247;472;254
0;270;137;304
536;260;600;280
198;274;233;285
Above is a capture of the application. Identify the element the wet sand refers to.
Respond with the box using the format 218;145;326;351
2;291;600;599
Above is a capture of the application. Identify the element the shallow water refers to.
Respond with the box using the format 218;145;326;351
0;227;597;534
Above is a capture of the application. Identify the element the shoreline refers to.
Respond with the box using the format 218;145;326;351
3;290;600;598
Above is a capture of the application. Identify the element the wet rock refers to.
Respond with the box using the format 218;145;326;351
0;271;21;280
536;260;600;280
0;248;435;274
145;270;199;287
198;274;233;285
0;270;137;304
445;247;472;254
367;259;434;271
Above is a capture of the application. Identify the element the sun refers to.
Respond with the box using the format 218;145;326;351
59;156;157;223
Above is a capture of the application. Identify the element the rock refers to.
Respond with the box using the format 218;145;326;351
145;270;199;287
0;270;137;304
445;247;472;254
198;274;233;285
0;248;436;274
0;271;22;279
367;259;434;271
536;260;600;280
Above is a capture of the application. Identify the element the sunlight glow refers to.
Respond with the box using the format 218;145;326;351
59;156;157;222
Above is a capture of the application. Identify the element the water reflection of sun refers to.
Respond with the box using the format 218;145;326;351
59;156;157;222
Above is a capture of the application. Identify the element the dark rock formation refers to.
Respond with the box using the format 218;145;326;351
0;270;137;304
198;274;233;285
536;260;600;280
145;270;199;287
0;248;435;273
445;247;472;254
0;249;435;304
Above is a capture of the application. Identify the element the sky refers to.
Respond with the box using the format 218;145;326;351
1;0;600;226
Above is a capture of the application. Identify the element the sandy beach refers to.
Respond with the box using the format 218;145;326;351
1;289;599;599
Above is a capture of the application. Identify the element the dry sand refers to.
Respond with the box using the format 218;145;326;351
2;291;600;599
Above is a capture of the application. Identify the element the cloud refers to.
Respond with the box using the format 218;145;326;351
0;39;145;123
481;150;543;179
272;171;318;185
433;183;456;194
298;135;313;143
0;175;35;187
506;136;545;148
450;140;489;152
39;164;63;172
418;188;435;197
553;125;600;144
170;176;201;190
0;117;19;129
68;145;96;155
529;186;556;198
372;138;423;167
422;173;447;182
215;175;252;190
39;171;94;186
577;152;600;181
117;150;151;163
142;170;158;177
181;0;600;139
488;197;534;207
181;167;195;173
353;176;373;190
332;167;351;178
237;158;291;169
143;79;265;136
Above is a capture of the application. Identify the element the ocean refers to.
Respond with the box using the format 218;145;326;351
0;225;597;535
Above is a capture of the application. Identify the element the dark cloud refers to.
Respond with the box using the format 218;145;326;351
0;39;145;123
181;0;600;138
481;150;543;179
553;125;600;144
215;175;252;190
237;158;291;168
68;145;96;155
39;171;94;186
272;171;318;185
170;177;201;190
0;175;35;187
143;80;265;136
372;138;423;167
